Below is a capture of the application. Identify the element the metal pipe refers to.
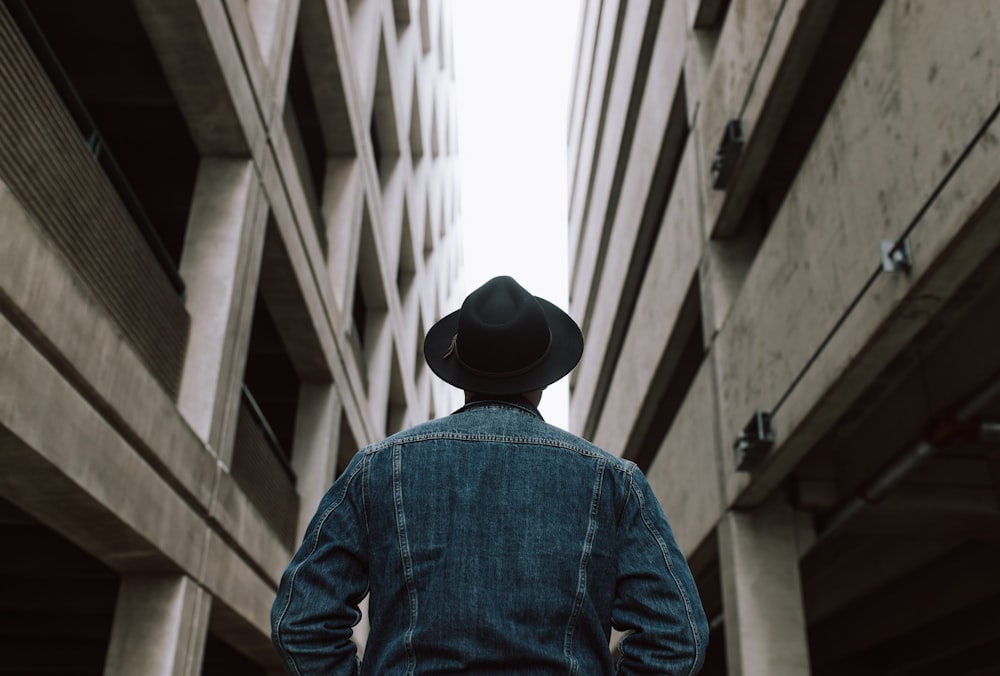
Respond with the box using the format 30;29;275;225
956;377;1000;421
864;440;935;502
980;421;1000;443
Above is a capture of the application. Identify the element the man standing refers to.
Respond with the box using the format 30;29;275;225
271;275;708;674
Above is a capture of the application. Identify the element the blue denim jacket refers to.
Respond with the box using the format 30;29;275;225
271;399;708;674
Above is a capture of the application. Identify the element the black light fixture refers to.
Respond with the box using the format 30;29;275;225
710;118;745;190
734;410;774;471
880;238;913;274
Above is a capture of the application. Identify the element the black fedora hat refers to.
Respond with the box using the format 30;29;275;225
424;276;584;395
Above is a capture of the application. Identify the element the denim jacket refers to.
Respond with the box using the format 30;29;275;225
271;399;708;674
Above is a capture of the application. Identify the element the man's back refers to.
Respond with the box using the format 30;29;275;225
271;276;707;674
272;398;707;675
364;399;621;673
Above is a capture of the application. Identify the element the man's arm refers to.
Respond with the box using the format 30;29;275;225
612;468;709;675
271;452;369;675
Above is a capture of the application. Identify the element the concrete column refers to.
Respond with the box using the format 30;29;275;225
322;158;363;310
246;0;283;64
291;385;370;653
104;575;211;676
718;497;812;676
291;382;344;540
177;158;267;463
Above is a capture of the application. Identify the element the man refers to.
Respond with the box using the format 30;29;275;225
271;275;708;674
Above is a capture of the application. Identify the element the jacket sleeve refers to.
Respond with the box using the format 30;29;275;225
612;467;709;675
271;451;369;676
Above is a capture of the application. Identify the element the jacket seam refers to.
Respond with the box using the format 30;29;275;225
272;456;367;675
562;458;606;674
634;482;704;675
392;444;418;675
362;452;371;543
367;432;632;469
617;462;636;526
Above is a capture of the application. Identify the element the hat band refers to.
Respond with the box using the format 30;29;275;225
445;331;552;379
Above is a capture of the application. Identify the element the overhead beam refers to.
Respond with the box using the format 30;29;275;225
802;534;957;625
875;594;1000;673
809;543;1000;664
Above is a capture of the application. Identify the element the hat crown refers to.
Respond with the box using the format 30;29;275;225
423;274;583;395
456;276;551;376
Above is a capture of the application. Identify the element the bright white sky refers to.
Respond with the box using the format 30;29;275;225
451;0;583;428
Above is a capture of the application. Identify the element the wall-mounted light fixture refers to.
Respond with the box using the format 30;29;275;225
711;118;744;190
880;238;913;274
734;410;774;471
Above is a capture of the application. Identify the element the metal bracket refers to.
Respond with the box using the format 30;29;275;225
734;411;775;472
980;421;1000;443
881;238;912;274
710;118;744;190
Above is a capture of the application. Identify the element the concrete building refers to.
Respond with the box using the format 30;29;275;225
568;1;1000;674
0;0;459;672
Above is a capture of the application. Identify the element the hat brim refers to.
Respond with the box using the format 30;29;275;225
423;297;584;395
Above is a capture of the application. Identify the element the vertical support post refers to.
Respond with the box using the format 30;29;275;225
177;158;266;464
103;575;211;676
291;382;344;540
322;158;363;310
291;383;371;651
717;497;812;676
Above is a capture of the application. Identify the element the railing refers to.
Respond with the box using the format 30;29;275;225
240;384;296;481
5;0;186;297
231;386;299;547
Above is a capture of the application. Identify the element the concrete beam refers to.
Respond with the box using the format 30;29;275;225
569;1;688;433
838;503;1000;542
696;0;838;239
687;0;730;30
0;314;208;575
566;0;600;236
257;216;336;382
802;534;955;626
1;177;294;586
808;542;1000;665
569;0;656;320
245;0;285;66
567;0;623;257
323;158;365;310
254;143;360;394
219;0;275;118
132;0;252;155
297;0;357;155
0;180;217;510
0;273;287;667
345;0;383;117
589;140;701;450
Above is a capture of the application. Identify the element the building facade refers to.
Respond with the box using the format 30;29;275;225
568;1;1000;674
0;0;459;672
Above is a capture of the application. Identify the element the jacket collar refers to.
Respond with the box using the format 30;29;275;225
454;394;544;421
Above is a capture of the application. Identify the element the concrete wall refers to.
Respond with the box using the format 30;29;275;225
569;0;1000;672
0;0;460;671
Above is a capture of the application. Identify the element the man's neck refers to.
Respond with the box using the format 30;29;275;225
460;393;543;419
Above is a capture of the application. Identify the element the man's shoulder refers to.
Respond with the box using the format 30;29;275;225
532;423;634;470
368;411;634;472
361;416;455;453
